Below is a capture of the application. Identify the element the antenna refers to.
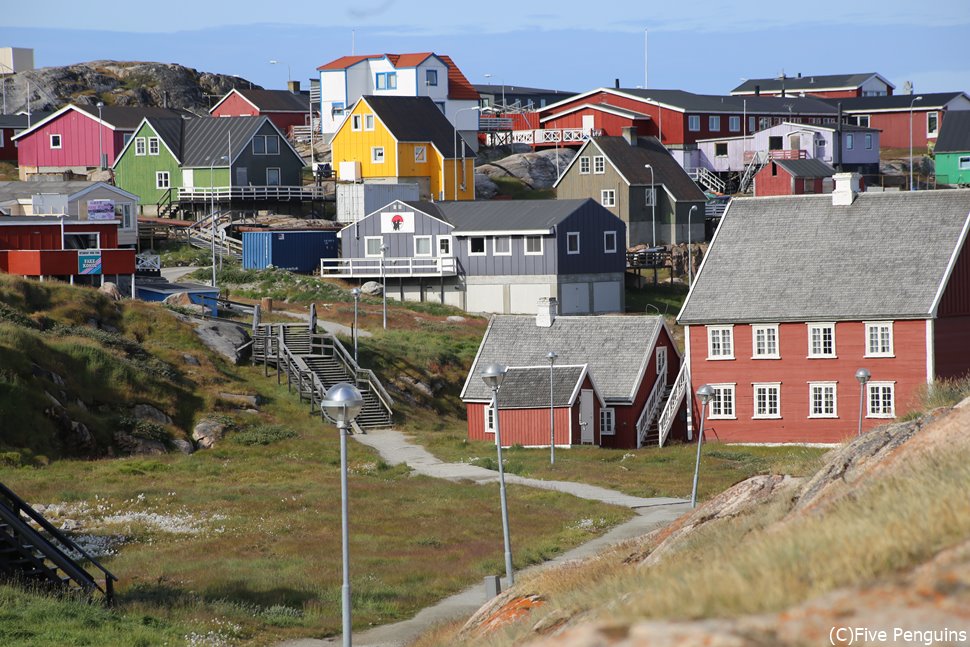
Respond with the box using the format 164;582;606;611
352;29;356;55
643;29;648;89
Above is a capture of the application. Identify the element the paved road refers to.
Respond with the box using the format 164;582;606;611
277;430;689;647
160;265;202;283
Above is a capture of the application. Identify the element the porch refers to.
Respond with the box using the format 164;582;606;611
320;256;459;278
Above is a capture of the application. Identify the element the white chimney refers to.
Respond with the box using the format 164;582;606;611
621;126;637;146
536;297;559;328
832;172;861;206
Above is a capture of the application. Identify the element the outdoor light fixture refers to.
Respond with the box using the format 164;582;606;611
691;384;715;508
547;351;558;465
481;362;514;586
855;368;871;437
644;164;656;247
321;382;365;647
351;288;361;364
687;205;699;284
210;154;229;289
380;244;389;330
268;59;291;84
909;96;924;191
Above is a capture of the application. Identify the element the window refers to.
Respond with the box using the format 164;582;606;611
376;72;397;90
437;235;452;256
364;114;375;131
729;115;741;132
854;115;870;127
600;408;615;435
865;133;872;150
809;382;838;418
253;136;265;154
414;145;426;163
753;383;781;419
803;179;816;193
846;133;854;150
134;137;146;155
601;189;615;207
351;114;362;131
331;102;346;116
434;101;445;114
252;135;280;155
709;115;721;131
364;236;384;257
715;142;728;157
748;116;756;133
593;156;605;174
752;324;780;359
123;133;132;146
468;237;486;256
155;171;170;189
759;117;771;130
493;236;511;256
119;203;133;229
426;69;438;86
645;187;655;206
524;236;543;255
959;156;970;171
148;137;159;155
808;323;836;358
656;346;667;375
371;146;385;163
927;112;938;136
484;405;496;433
603;230;617;253
707;325;734;359
867;382;895;418
566;232;580;254
414;235;432;257
708;384;736;419
769;136;783;151
266;167;281;186
865;322;894;357
688;115;700;131
579;156;590;174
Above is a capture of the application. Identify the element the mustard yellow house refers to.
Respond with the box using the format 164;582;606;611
330;95;475;201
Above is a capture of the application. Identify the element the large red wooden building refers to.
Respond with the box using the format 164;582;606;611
836;92;970;150
676;176;970;443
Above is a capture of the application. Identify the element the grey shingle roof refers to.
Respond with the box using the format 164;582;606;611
75;104;187;130
182;116;267;167
461;315;664;402
825;92;968;112
492;365;588;408
590;136;707;202
363;95;459;157
934;111;970;153
732;73;886;95
772;159;836;178
236;88;310;112
617;89;838;115
411;199;594;232
144;117;186;160
677;190;970;324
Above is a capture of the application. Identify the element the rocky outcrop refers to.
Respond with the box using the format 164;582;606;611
475;173;499;199
131;404;173;426
360;281;383;296
476;149;576;191
189;319;251;365
192;418;228;449
98;282;124;301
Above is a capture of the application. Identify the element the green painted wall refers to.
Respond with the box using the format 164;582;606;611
114;122;182;210
935;152;970;186
183;167;231;187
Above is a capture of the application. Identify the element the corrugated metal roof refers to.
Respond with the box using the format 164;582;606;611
732;73;888;94
144;117;186;161
933;111;970;153
772;158;837;178
237;88;310;112
590;136;708;202
491;365;588;408
411;199;595;232
181;116;267;167
364;95;460;157
677;190;970;324
825;92;968;112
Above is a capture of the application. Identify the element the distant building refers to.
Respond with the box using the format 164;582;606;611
209;88;312;138
731;73;895;99
0;47;34;74
933;110;970;186
473;83;576;111
833;92;970;150
753;159;837;197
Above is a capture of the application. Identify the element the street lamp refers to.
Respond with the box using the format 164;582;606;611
269;59;291;85
96;101;105;170
351;287;361;364
380;244;388;330
855;368;871;437
453;106;481;200
687;205;698;284
690;384;715;508
209;154;229;288
909;95;924;191
484;73;504;110
547;351;558;465
321;382;365;647
481;362;514;587
644;164;656;247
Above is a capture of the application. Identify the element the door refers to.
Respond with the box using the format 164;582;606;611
580;390;594;444
789;134;800;154
236;167;248;186
183;169;194;189
266;167;281;186
582;115;595;135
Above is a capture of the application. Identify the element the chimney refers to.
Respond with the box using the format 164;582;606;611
288;80;301;93
536;297;559;328
621;126;637;146
615;78;620;89
797;72;802;79
832;172;861;206
754;85;760;96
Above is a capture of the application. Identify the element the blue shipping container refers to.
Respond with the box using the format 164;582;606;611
242;230;339;274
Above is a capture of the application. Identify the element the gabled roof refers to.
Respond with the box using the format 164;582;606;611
437;55;479;101
0;180;138;202
460;315;666;403
410;199;602;235
12;104;185;141
826;92;970;112
316;52;479;101
362;95;461;157
770;158;837;178
318;54;383;71
490;364;602;408
934;111;970;153
731;73;894;95
540;102;653;123
677;190;970;325
181;116;271;167
210;88;310;114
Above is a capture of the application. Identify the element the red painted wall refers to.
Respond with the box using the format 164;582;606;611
0;127;18;161
542;111;652;141
687;320;928;443
466;402;576;447
934;238;970;379
212;95;307;135
754;165;826;196
16;109;127;169
0;222;120;251
864;109;942;149
4;248;134;275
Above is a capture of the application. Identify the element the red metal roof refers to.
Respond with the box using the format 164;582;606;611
317;52;480;100
438;55;480;100
394;52;433;67
318;54;382;71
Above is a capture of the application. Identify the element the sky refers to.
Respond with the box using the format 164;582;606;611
2;1;970;97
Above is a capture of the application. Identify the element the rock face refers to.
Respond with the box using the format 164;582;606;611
131;404;173;426
190;319;251;365
113;431;167;456
192;418;227;449
98;282;124;301
476;149;576;190
360;281;383;296
475;173;499;199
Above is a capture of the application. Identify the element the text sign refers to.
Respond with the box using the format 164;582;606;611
78;252;103;275
87;199;116;221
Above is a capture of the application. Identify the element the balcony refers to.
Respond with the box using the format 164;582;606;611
320;256;458;278
743;149;809;163
175;185;329;203
483;128;603;148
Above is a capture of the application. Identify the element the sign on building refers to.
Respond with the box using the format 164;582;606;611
87;199;116;221
380;211;415;233
78;252;103;275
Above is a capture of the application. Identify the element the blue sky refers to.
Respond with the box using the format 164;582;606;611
2;1;969;96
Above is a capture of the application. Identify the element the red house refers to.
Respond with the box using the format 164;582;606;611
209;88;311;138
461;298;685;449
836;92;970;150
754;158;837;197
676;175;970;444
12;104;185;178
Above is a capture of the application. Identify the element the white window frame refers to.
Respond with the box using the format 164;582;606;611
601;189;616;207
566;231;580;255
364;114;375;131
927;111;939;137
351;114;362;131
492;235;511;256
865;133;872;150
371;146;385;164
484;405;496;433
603;230;617;254
253;136;265;155
364;236;384;258
148;137;159;155
656;346;667;375
752;324;780;359
524;235;543;256
413;235;433;257
708;383;736;420
134;137;146;156
752;383;781;419
864;321;894;358
437;235;452;257
579;156;590;174
959;156;970;171
707;325;735;360
807;323;836;358
599;408;616;436
846;133;854;150
265;135;279;155
468;236;486;256
688;115;700;131
265;167;281;186
645;187;656;206
809;382;838;419
155;171;170;189
729;115;741;132
593;156;606;174
709;115;721;131
866;381;895;418
715;142;729;158
414;145;427;164
50;133;63;149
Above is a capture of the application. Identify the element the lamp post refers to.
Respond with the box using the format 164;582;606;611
380;244;388;330
855;368;871;437
321;382;365;647
481;362;514;587
644;164;656;247
687;205;698;284
547;351;558;465
210;154;229;288
909;95;924;191
269;59;291;85
351;287;361;364
691;384;715;508
646;97;662;144
96;101;105;170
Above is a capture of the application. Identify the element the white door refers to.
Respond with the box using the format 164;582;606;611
510;283;552;314
592;281;621;313
183;169;194;189
582;115;595;135
580;390;594;444
561;283;590;314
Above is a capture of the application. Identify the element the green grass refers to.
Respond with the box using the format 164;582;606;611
490;175;556;200
154;241;213;267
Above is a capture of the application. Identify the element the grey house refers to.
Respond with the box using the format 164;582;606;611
325;198;627;314
555;132;707;246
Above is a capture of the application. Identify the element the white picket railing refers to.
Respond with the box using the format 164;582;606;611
320;256;458;278
657;363;690;447
636;369;667;448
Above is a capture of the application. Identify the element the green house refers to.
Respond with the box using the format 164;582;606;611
934;111;970;187
113;115;307;216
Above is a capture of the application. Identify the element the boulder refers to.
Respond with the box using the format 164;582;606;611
360;281;383;296
192;418;227;449
98;282;124;301
475;173;499;199
132;404;173;425
191;320;251;365
476;149;576;190
113;431;166;455
171;439;194;455
447;315;466;323
182;353;201;366
218;392;260;408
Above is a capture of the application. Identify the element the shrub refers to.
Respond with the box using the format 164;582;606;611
231;424;297;446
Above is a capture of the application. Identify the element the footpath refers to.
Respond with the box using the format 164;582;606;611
278;430;690;647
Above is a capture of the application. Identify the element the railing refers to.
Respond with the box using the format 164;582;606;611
313;333;395;417
706;197;730;219
690;166;727;194
177;185;328;202
320;256;458;277
485;128;602;147
738;151;770;193
743;149;808;163
636;369;668;448
136;252;161;272
658;363;689;447
290;117;321;142
477;117;515;131
186;210;244;256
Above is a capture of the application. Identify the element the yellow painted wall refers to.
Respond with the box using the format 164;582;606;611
331;102;399;178
435;151;475;201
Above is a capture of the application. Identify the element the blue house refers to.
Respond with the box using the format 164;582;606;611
324;199;627;314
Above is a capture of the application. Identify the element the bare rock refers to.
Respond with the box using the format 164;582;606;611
98;282;124;301
360;281;383;296
218;392;260;408
183;353;201;366
191;320;251;365
400;375;434;398
171;439;194;455
447;315;467;323
113;431;166;455
475;173;499;199
68;421;96;453
192;418;227;449
476;149;576;190
131;404;173;425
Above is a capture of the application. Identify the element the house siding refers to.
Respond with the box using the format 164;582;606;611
457;233;557;277
228;121;304;186
935;152;970;186
864;109;941;149
466;402;576;447
0;127;17;161
556;201;627;275
211;93;308;136
16;109;119;172
339;202;454;260
114;122;182;207
935;237;970;379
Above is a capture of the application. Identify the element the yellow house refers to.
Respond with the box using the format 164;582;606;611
330;95;475;201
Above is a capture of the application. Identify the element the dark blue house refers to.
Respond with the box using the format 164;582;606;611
324;199;627;314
